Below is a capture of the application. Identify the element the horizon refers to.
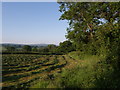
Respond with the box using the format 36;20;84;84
1;42;59;45
2;2;68;45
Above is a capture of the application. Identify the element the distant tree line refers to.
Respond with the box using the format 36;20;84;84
2;41;75;55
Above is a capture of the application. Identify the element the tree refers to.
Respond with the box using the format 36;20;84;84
58;2;120;50
32;46;38;52
47;44;57;49
22;45;32;52
42;48;49;52
6;46;15;52
47;44;57;53
57;40;75;54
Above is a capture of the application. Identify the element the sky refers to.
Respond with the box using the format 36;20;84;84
0;2;2;44
2;2;68;45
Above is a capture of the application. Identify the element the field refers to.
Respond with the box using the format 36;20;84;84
1;54;77;88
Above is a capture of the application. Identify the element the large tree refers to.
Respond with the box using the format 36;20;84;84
58;2;120;50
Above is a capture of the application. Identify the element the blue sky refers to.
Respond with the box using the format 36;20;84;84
2;2;68;45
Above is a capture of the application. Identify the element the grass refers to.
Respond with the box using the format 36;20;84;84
55;54;101;88
30;51;120;88
2;52;120;88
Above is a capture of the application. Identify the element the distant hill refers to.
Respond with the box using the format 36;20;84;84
0;43;50;52
1;43;49;48
29;44;49;47
1;43;58;52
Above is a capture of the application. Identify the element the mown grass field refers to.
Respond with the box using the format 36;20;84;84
2;52;120;89
1;54;77;89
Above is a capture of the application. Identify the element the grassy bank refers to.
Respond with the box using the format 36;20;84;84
30;51;120;88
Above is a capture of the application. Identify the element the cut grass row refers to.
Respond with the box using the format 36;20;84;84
2;55;67;88
2;57;50;75
3;56;59;73
3;57;57;77
2;55;50;67
2;55;54;71
29;55;79;88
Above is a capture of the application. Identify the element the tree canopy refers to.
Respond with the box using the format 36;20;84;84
22;45;32;52
58;2;120;51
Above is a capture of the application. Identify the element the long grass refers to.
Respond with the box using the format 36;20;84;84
30;51;120;88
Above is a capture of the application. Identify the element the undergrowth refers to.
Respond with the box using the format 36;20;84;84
30;51;120;88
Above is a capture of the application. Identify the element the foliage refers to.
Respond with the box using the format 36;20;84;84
58;2;120;52
22;45;32;52
57;40;75;54
32;46;38;52
32;53;120;88
5;46;16;52
56;2;120;88
2;2;120;89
